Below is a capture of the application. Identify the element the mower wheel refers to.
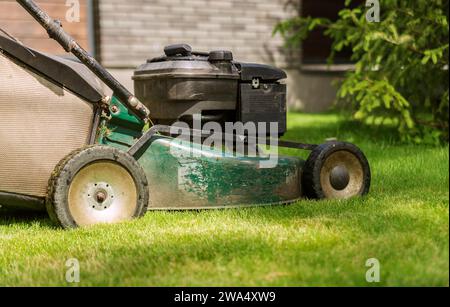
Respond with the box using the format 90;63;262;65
46;146;149;228
302;142;371;200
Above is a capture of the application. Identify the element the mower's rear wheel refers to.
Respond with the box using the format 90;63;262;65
302;142;371;200
46;146;149;228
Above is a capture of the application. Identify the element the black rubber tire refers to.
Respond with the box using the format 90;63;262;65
46;146;149;228
302;141;371;199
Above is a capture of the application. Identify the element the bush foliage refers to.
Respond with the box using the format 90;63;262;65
275;0;449;143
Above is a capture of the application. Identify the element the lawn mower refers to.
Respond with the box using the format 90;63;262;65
0;0;371;228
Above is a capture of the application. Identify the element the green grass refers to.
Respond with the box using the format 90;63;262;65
0;113;448;286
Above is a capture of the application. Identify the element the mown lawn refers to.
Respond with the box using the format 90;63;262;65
0;113;448;286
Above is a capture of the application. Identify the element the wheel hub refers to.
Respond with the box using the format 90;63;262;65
86;182;115;211
320;150;364;199
96;191;107;203
329;165;350;190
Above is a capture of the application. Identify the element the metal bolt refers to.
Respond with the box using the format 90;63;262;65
252;78;260;89
111;105;119;114
102;96;112;105
96;191;107;203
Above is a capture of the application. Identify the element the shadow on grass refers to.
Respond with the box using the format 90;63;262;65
0;208;54;229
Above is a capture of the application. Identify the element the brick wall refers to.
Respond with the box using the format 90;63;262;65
97;0;301;69
0;0;90;54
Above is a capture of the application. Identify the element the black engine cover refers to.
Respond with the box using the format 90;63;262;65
239;83;287;136
134;44;288;136
237;62;287;136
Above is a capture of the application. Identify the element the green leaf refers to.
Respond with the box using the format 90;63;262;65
421;55;430;65
383;94;392;109
275;0;449;143
431;53;438;64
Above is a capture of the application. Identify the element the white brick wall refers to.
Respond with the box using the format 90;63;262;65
97;0;301;68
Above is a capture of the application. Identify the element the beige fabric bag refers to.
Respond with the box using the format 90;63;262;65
0;53;94;197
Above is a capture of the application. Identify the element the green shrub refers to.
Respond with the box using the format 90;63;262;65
275;0;449;143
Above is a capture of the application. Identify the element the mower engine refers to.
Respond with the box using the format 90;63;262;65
133;44;287;135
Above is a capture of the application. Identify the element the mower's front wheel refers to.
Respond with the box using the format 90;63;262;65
302;142;371;200
46;146;149;228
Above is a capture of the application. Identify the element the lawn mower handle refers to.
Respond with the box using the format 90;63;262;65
16;0;151;122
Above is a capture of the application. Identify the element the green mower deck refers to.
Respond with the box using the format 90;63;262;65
99;98;304;209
